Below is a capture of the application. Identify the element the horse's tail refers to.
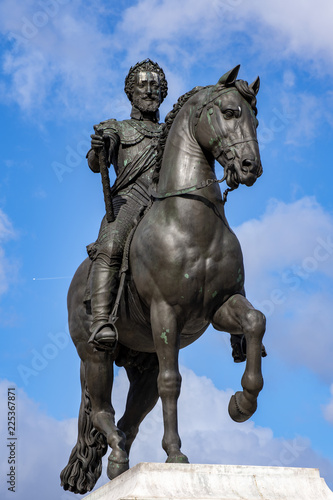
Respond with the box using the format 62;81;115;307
60;383;108;494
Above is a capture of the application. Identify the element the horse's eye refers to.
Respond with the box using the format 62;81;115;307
222;109;235;119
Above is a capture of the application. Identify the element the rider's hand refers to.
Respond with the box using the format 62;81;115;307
90;134;105;154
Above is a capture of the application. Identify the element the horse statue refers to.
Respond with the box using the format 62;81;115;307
61;65;266;494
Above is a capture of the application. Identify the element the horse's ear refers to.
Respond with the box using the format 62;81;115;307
249;76;260;96
217;65;240;87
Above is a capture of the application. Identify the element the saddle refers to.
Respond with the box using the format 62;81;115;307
83;202;152;329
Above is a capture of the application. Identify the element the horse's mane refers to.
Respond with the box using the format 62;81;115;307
152;85;209;185
152;80;258;185
235;79;258;116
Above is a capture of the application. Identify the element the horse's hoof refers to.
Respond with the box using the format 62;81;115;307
166;452;189;464
107;455;129;480
228;391;257;423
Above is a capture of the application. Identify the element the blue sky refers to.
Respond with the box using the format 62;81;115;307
1;0;333;498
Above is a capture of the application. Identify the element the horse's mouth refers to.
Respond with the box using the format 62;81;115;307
227;165;259;188
239;168;257;186
225;167;240;189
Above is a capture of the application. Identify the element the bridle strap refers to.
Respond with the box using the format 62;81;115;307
193;87;239;128
211;137;258;161
151;87;259;202
150;137;259;201
150;176;225;200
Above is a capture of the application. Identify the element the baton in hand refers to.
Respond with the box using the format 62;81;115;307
94;126;115;223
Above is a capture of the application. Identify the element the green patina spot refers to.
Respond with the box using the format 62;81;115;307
181;295;184;299
124;159;128;166
212;291;218;298
199;287;203;293
161;330;169;344
184;273;189;279
237;267;243;283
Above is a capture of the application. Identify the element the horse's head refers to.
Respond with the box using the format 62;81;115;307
194;65;262;189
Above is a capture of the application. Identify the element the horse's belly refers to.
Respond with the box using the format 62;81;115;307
180;320;209;348
116;317;209;352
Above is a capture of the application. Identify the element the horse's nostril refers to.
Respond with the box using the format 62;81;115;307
242;158;256;173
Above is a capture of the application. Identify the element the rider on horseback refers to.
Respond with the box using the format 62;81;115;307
86;60;264;362
86;59;168;350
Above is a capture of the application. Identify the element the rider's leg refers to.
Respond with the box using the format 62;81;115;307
89;194;144;348
89;251;119;345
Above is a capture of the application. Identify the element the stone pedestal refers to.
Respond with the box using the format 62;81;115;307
84;462;333;500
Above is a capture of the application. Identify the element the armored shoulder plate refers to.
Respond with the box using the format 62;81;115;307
94;118;163;145
94;118;118;136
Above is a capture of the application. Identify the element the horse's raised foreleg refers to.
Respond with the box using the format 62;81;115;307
212;294;266;422
82;348;129;479
150;301;189;464
117;354;159;455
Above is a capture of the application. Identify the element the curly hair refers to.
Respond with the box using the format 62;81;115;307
124;59;168;103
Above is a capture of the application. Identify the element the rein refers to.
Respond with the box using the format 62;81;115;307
150;137;259;204
150;174;230;201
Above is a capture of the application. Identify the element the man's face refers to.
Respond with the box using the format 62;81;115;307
132;71;161;113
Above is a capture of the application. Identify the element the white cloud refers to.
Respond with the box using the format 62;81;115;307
114;0;333;67
237;197;333;284
234;197;333;380
242;0;333;64
279;91;331;146
0;380;82;500
0;0;117;118
2;0;332;118
2;370;333;498
125;367;333;489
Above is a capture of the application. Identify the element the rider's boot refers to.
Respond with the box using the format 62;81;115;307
88;256;119;350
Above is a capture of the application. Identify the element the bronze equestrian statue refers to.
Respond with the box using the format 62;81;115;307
61;63;266;495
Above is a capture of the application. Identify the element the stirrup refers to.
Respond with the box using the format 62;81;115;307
88;321;118;351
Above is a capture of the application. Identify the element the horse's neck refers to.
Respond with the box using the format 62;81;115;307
158;108;215;194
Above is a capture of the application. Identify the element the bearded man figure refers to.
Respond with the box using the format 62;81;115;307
86;59;168;350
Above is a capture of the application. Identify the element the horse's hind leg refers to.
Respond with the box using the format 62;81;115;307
82;347;129;479
212;294;266;422
117;353;159;456
60;361;108;494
